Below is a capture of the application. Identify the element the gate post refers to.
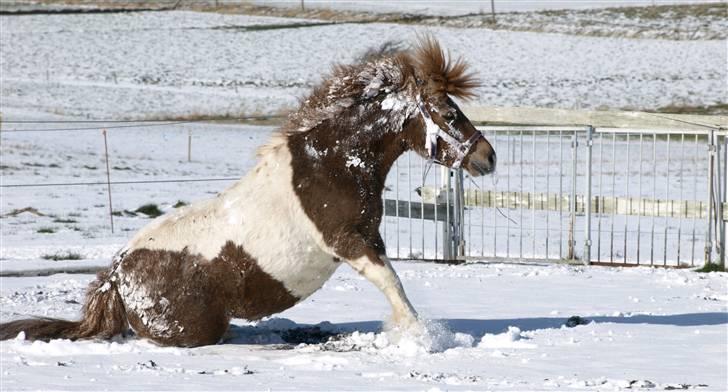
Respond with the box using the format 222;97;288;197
568;132;578;260
721;134;727;268
713;131;726;268
583;126;594;265
454;168;466;259
441;167;454;260
705;130;715;265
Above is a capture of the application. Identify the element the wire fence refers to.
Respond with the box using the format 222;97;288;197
2;118;725;267
1;118;256;233
0;115;284;133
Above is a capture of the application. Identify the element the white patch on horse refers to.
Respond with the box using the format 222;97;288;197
123;140;341;300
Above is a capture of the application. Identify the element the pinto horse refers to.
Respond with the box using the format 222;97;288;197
0;38;496;347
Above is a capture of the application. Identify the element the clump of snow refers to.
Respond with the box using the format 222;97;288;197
380;94;408;111
345;155;365;169
478;326;537;349
320;319;474;356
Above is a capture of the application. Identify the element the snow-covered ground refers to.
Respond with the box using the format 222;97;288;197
1;260;726;390
1;109;726;390
1;11;725;119
1;8;726;391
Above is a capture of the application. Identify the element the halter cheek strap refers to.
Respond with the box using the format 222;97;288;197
416;96;484;169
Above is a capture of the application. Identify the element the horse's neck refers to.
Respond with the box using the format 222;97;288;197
303;110;411;183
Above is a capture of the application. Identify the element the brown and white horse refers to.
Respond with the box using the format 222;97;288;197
0;37;496;347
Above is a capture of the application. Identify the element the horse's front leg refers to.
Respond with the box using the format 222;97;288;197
335;235;418;328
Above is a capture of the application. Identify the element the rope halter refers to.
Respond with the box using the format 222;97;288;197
416;95;484;169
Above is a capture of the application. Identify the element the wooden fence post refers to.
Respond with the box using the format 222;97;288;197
102;129;114;233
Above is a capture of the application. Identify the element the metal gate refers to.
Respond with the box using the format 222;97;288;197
381;126;727;267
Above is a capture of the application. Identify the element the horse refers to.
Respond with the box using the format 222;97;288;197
0;37;496;347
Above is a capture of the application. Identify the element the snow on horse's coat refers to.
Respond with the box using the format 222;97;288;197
0;37;496;347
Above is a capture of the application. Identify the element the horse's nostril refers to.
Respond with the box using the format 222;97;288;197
488;153;497;169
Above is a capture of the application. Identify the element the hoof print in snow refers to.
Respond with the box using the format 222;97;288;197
136;360;158;370
407;370;481;384
564;315;591;328
663;384;709;390
627;380;656;388
198;367;254;375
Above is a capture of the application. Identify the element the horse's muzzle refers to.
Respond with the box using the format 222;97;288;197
464;140;496;176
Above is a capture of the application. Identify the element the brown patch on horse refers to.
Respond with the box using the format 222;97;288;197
216;242;299;320
282;37;481;264
117;241;298;347
0;269;128;342
413;36;480;100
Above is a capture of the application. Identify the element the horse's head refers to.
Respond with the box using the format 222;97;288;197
405;37;496;176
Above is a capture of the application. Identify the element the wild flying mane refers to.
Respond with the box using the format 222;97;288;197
0;37;496;347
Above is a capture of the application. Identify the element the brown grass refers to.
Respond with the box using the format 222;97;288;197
646;103;728;116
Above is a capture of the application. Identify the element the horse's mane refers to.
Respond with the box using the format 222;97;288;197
258;37;478;156
413;36;480;100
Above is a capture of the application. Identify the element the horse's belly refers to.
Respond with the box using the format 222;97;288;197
253;240;341;302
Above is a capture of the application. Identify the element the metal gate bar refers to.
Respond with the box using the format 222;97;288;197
383;126;725;267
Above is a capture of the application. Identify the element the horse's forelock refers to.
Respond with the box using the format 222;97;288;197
413;36;480;101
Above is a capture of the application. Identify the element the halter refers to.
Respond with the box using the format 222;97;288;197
416;96;483;169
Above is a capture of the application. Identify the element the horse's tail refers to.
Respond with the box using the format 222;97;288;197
0;269;128;342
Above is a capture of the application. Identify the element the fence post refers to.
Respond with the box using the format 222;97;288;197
568;132;578;260
441;167;453;260
705;130;715;265
583;126;593;265
454;168;466;259
102;129;114;234
721;134;727;268
714;131;726;268
187;129;192;162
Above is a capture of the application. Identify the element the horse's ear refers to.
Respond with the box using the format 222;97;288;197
413;36;480;100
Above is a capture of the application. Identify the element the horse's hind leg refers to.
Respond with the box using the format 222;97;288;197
116;248;231;347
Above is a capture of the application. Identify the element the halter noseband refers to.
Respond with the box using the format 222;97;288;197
416;96;484;169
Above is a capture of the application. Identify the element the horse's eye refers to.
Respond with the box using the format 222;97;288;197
443;111;456;121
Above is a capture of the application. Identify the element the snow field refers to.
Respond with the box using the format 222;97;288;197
1;7;727;391
1;11;725;120
1;262;726;390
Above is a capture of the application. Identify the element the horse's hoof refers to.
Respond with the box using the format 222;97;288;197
386;313;420;332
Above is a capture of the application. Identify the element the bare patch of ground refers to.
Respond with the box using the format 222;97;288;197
428;3;727;40
644;103;728;116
